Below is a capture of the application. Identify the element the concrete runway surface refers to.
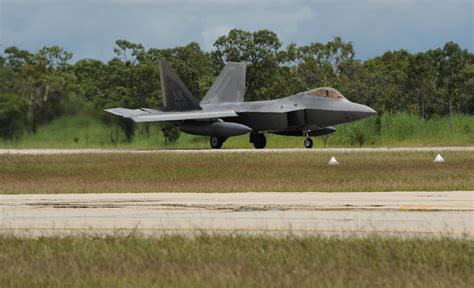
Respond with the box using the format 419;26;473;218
0;146;473;155
1;192;472;237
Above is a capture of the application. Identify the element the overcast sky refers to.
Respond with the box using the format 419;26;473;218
1;0;472;61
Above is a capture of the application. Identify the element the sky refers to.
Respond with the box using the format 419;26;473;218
1;0;472;62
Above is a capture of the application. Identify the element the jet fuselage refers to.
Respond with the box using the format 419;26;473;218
202;92;375;133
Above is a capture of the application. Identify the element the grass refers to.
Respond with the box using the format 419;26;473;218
1;113;473;148
0;152;472;194
0;234;472;287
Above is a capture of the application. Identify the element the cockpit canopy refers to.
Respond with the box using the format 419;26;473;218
306;87;345;99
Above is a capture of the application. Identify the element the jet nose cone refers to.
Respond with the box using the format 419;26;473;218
361;105;376;116
346;103;376;122
357;105;376;120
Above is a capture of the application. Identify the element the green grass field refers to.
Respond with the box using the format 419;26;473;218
0;234;472;287
2;114;471;288
1;113;473;148
0;151;472;193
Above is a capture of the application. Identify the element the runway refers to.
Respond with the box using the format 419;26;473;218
0;146;473;155
1;192;472;237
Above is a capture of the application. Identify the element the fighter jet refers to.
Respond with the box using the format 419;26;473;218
106;60;376;149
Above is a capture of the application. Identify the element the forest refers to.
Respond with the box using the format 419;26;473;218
0;29;472;145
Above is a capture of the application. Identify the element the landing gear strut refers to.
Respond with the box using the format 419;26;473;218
303;131;313;149
210;136;226;149
250;131;266;149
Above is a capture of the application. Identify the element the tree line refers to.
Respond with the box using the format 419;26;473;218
0;29;472;140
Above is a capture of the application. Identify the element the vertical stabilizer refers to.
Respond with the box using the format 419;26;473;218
159;60;201;111
201;62;246;104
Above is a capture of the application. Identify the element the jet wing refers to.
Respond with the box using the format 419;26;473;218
105;108;238;123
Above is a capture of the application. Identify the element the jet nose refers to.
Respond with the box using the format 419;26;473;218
346;103;376;121
360;104;376;116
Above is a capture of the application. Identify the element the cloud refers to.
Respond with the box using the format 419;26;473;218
201;25;232;50
195;1;315;49
0;0;471;62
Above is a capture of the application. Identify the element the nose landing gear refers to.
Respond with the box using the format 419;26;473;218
303;130;313;149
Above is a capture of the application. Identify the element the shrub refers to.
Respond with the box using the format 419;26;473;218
161;124;180;143
0;93;28;139
349;128;367;147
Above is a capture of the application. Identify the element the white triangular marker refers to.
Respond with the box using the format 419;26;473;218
434;154;445;163
328;156;339;165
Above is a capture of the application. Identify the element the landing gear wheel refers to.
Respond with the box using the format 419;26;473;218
210;136;224;149
304;137;313;149
250;132;266;149
253;134;266;149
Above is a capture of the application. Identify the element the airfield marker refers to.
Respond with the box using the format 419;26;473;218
433;154;445;163
328;156;339;165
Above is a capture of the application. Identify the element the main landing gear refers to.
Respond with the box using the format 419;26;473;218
212;131;312;149
210;136;227;149
303;131;313;149
250;131;266;149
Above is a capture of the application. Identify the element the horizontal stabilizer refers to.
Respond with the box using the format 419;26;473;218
105;108;238;123
105;108;148;118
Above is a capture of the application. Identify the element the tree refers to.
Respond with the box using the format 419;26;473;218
113;39;144;65
460;63;474;114
73;59;104;103
295;37;356;90
213;29;286;101
35;46;75;103
3;46;33;70
439;42;466;130
0;92;28;139
407;52;437;118
3;45;75;132
346;50;411;114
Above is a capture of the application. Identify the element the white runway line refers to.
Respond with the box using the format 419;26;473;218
0;146;473;155
1;191;472;237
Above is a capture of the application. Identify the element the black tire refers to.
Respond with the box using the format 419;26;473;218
304;137;313;149
210;136;223;149
253;133;266;149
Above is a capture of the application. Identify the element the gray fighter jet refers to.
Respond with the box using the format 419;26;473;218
106;60;375;149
